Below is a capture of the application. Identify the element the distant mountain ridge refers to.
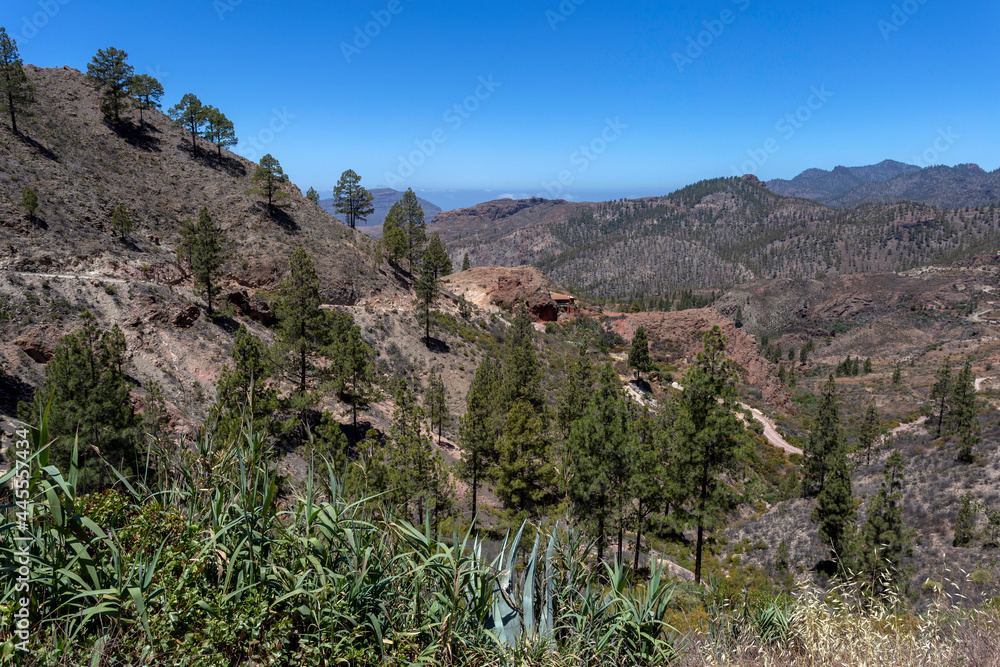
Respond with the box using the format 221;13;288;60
319;188;441;237
767;160;1000;209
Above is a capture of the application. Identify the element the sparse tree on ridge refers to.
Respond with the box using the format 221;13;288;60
305;187;320;203
203;106;237;160
111;203;133;240
415;250;440;348
248;153;290;214
128;73;163;128
168;93;206;156
0;27;36;135
461;252;471;272
21;186;38;222
400;188;426;270
332;169;375;230
382;201;408;267
87;47;133;124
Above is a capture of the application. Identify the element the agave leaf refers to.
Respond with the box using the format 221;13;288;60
523;530;541;635
542;522;558;635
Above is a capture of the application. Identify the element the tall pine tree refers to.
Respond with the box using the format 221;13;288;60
930;360;952;438
627;326;653;381
458;357;501;521
803;376;844;497
332;169;375;230
0;28;35;135
190;207;225;316
87;47;133;124
673;326;748;583
951;358;980;462
858;451;910;595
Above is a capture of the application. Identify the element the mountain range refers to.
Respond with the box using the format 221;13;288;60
319;188;442;237
766;159;1000;209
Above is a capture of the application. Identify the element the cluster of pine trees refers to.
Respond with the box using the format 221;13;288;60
929;358;981;461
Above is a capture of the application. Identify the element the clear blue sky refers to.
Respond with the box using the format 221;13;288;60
7;0;999;208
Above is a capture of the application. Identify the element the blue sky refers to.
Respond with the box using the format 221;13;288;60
6;0;999;209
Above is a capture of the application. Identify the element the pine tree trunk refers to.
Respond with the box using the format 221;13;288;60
694;521;704;584
618;518;624;566
633;517;642;572
7;88;17;135
597;511;605;563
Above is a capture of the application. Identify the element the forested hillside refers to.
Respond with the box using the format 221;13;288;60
435;176;1000;304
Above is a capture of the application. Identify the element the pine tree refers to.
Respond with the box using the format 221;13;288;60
858;401;880;466
385;379;450;525
332;169;375;230
168;93;206;156
329;312;379;434
858;451;910;594
673;326;749;583
568;362;626;563
500;303;543;411
0;28;35;135
627;403;664;570
953;493;977;547
423;233;452;279
627;326;653;381
215;325;278;438
458;357;501;521
381;201;408;267
414;251;439;348
930;360;952;438
111;203;133;240
863;358;873;374
203;106;237;160
892;364;902;386
20;186;38;222
556;346;595;439
128;73;163;128
86;47;133;125
272;246;331;404
248;153;290;214
496;399;555;518
951;359;980;462
812;442;856;565
400;188;426;270
190;207;225;316
461;252;471;272
423;366;450;443
26;310;138;492
305;187;320;203
457;293;472;319
803;376;844;496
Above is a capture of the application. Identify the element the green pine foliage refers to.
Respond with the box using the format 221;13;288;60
858;401;881;467
128;73;163;127
332;169;375;229
495;399;555;518
0;27;35;135
415;251;439;348
202;105;237;160
953;493;977;548
858;451;910;595
672;326;749;583
499;303;544;412
457;357;501;521
951;359;980;462
272;246;331;403
23;310;139;492
400;188;426;269
812;442;856;565
214;325;278;438
248;153;290;213
20;185;38;221
189;207;225;315
86;47;133;124
423;366;451;443
461;252;471;271
627;326;652;381
328;312;379;434
381;201;409;267
305;186;320;203
803;376;844;497
930;359;952;438
110;203;133;240
168;93;206;156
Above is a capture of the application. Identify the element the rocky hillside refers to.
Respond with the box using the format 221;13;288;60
319;188;442;238
432;176;1000;303
768;160;1000;209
